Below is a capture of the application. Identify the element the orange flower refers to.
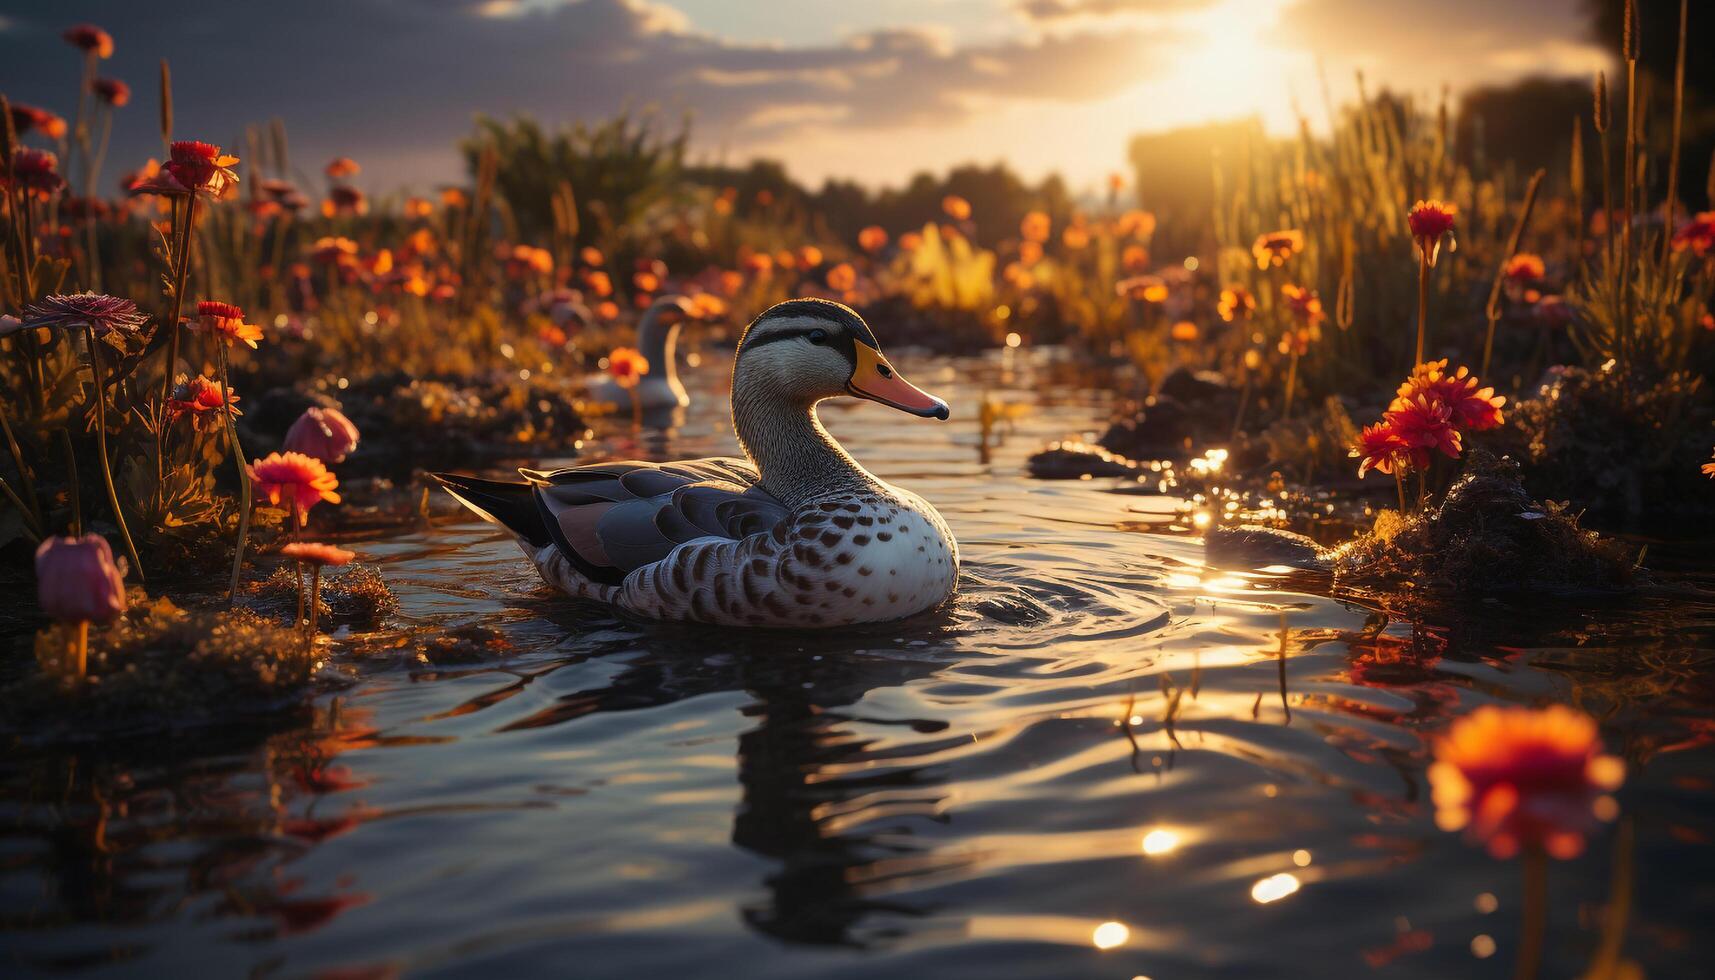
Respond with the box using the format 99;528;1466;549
440;187;468;209
595;300;619;320
579;246;605;267
1107;172;1126;193
1383;393;1462;462
194;300;263;349
321;185;367;217
797;245;823;268
1170;321;1199;342
1121;244;1150;273
1703;447;1715;479
1018;240;1044;266
633;271;661;293
607;347;650;389
1218;286;1255;322
717;269;744;296
583;270;613;297
310;236;359;267
280;542;355;567
1407;199;1458;266
898;231;923;252
403;196;434;219
825;262;857;292
1118;209;1156;239
9;104;68;141
504;245;552;278
1352;421;1414;478
250;452;341;521
942;195;972;221
742;252;773;277
63;24;114;58
1429;705;1624;859
1062;224;1091;250
1277;327;1316;357
1280;283;1325;327
1503;253;1545;284
689;292;727;319
1394;360;1505;432
857;225;888;252
1019;210;1051;243
1252;229;1303;269
1116;275;1167;303
324;157;361;179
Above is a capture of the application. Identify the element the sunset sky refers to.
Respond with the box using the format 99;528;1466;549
2;0;1609;193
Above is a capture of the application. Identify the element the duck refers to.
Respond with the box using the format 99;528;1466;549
588;294;694;411
434;298;959;627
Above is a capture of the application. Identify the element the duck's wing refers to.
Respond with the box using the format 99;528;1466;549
528;458;787;587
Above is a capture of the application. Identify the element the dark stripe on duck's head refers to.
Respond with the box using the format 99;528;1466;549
739;298;880;362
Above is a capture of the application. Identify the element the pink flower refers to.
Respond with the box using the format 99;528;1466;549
35;534;128;624
283;407;361;464
250;452;341;522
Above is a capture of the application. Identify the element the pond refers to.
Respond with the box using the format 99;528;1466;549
3;348;1713;978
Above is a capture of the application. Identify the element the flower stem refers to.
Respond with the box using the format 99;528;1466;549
216;343;251;607
157;193;199;448
291;498;304;627
308;565;323;639
73;620;89;681
1394;470;1406;514
0;398;43;529
1282;352;1298;419
83;325;143;581
1414;249;1429;366
59;428;81;536
1514;845;1548;980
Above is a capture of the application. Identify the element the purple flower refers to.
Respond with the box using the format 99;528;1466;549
21;292;149;336
35;534;128;625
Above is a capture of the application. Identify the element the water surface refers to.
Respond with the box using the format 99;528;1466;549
4;349;1714;978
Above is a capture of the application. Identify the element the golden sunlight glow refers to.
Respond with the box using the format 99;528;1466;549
1251;872;1301;904
1092;921;1130;950
1141;829;1181;856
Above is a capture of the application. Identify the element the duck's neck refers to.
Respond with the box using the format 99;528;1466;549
732;374;876;508
637;310;679;386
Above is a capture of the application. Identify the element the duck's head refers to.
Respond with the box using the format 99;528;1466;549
735;298;950;420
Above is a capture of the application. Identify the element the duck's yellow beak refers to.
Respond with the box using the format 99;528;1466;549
847;341;950;420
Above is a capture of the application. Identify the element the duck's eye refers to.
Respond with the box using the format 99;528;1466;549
807;329;829;345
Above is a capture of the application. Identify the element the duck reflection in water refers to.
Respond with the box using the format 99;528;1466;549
497;619;968;947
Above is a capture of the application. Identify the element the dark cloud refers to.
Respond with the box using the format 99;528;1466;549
0;0;1181;186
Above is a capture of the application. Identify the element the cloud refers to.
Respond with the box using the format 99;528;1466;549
1015;0;1212;21
0;0;1180;185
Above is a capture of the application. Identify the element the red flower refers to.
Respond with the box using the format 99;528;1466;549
62;24;114;58
167;375;241;431
131;140;240;199
91;77;130;107
1353;421;1416;478
35;534;127;624
1383;393;1462;461
194;300;264;349
1407;200;1458;266
1280;283;1325;328
4;148;65;198
321;185;368;217
9;104;67;141
1218;286;1255;322
1429;705;1624;859
1394;360;1505;432
1502;253;1545;285
250;452;341;521
1671;211;1715;258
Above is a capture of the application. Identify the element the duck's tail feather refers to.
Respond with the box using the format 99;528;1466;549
431;473;550;547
